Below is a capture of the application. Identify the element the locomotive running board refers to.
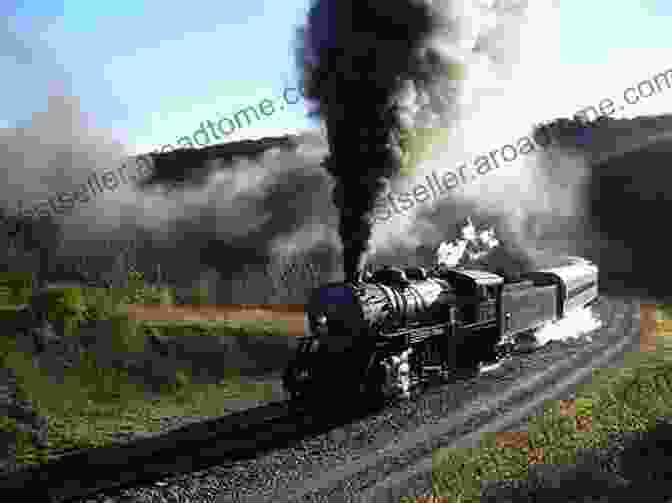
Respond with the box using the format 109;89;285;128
380;320;499;347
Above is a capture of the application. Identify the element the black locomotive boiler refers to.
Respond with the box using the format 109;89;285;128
282;259;598;404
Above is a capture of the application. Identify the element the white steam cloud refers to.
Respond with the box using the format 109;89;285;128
370;0;591;262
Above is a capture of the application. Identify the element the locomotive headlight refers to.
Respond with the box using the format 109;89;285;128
306;313;329;337
313;314;329;336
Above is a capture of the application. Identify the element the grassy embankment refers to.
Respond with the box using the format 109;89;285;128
402;306;672;503
0;271;297;470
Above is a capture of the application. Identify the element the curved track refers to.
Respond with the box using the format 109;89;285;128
5;297;638;503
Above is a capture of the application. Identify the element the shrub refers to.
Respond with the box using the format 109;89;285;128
119;269;175;306
106;311;146;354
147;286;175;305
29;284;86;338
0;272;34;306
120;269;148;305
81;287;124;322
32;285;85;322
189;285;210;306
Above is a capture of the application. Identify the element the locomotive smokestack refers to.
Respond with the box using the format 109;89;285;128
345;250;369;284
344;252;366;283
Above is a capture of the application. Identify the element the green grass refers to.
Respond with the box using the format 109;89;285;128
0;330;279;468
0;258;311;470
0;279;287;470
138;318;298;338
401;336;672;503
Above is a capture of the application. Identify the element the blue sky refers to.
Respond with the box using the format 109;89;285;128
2;0;672;156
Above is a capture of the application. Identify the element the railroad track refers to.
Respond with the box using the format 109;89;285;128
1;296;639;503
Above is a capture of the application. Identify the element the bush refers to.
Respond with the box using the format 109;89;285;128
106;311;146;354
32;285;85;321
148;286;175;305
81;287;124;322
189;285;210;306
119;269;175;306
28;285;85;338
0;272;35;306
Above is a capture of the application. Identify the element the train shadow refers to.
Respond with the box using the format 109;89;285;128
54;397;386;502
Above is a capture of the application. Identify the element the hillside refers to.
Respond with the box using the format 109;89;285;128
3;113;672;304
137;135;304;191
532;114;672;161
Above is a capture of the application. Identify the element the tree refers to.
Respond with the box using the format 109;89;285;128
0;208;63;289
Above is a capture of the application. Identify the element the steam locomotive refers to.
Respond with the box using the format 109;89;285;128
282;259;598;405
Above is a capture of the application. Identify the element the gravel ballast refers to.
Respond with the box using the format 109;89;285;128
59;297;642;503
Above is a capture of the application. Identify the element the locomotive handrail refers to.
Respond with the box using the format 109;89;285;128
379;320;453;338
457;320;498;331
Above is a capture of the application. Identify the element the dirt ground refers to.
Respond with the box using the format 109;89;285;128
122;304;307;336
124;303;662;348
640;304;672;353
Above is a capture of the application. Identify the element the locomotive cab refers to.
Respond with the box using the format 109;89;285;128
433;267;503;324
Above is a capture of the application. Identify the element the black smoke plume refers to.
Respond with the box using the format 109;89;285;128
296;0;450;283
